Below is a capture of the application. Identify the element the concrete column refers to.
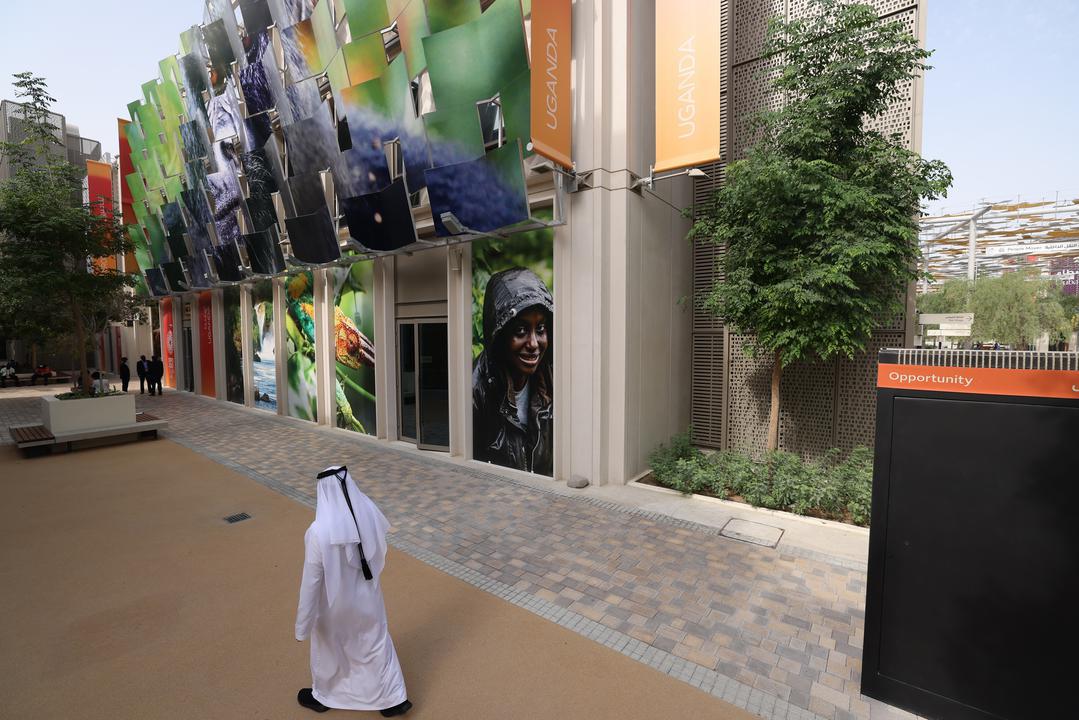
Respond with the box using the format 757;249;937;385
314;268;336;426
447;244;472;459
372;256;397;440
273;278;287;416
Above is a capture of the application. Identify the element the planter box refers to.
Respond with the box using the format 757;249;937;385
41;394;136;435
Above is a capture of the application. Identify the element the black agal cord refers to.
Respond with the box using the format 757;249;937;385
317;466;373;581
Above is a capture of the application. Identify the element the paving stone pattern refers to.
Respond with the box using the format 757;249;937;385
0;392;919;720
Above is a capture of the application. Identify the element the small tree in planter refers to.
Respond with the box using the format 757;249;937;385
694;0;952;451
0;73;132;393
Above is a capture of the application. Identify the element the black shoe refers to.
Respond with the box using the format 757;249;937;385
297;688;329;713
381;700;412;717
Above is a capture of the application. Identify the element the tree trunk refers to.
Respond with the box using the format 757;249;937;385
73;300;90;394
31;343;38;369
767;349;782;452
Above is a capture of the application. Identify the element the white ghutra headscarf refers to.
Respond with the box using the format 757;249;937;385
313;465;389;606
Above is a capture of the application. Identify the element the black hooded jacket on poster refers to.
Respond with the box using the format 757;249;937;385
472;268;554;476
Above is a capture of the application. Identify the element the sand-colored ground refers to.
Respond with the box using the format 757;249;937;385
0;439;756;719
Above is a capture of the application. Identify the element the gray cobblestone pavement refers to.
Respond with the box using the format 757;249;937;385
0;389;919;720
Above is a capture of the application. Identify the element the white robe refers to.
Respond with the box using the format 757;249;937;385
295;467;407;711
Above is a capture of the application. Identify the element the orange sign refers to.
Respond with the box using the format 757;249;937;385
878;364;1079;401
87;159;117;272
161;298;176;389
654;0;722;172
530;0;572;168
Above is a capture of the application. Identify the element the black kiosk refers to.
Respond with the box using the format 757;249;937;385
863;349;1079;719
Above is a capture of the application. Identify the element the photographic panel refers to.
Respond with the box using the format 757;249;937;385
281;18;322;84
145;268;170;297
331;147;392;198
425;140;529;236
285;208;341;265
283;101;339;176
340;177;418;253
342;0;390;39
213;241;245;282
161;260;189;293
287;171;329;216
244;225;287;275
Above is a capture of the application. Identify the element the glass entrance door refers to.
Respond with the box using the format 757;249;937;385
397;320;449;451
182;301;195;392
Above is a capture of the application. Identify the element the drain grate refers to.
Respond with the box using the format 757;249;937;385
224;512;251;524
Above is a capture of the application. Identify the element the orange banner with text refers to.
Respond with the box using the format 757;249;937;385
655;0;722;172
878;364;1079;401
530;0;572;168
198;291;216;397
87;159;117;272
161;298;176;389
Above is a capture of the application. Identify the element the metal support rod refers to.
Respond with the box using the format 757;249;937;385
968;217;977;281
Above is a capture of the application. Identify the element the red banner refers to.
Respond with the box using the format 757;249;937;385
162;298;176;388
878;364;1079;401
118;118;139;272
198;291;216;397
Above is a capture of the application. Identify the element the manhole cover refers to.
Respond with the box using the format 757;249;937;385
720;518;783;548
224;512;251;524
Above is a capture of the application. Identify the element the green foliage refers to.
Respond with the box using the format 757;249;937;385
694;1;952;367
648;431;875;526
917;270;1073;347
916;278;973;316
0;73;132;386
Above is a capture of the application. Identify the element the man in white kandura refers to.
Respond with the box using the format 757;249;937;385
295;465;412;716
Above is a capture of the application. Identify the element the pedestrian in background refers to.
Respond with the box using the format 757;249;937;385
148;355;164;396
137;355;148;394
119;357;131;393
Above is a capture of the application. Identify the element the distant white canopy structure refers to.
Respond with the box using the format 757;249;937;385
918;193;1079;292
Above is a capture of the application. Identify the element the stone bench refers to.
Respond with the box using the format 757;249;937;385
9;412;168;454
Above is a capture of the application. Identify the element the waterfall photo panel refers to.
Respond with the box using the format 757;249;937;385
251;279;277;411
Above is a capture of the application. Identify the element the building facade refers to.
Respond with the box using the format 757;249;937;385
112;0;924;486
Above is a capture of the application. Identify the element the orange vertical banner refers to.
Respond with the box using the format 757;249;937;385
198;291;216;397
87;159;117;271
529;0;572;168
118;118;139;271
654;0;722;172
161;298;177;389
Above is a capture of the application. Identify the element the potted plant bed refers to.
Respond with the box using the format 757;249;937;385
41;392;136;435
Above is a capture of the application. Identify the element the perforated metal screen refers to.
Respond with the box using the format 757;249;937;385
690;0;923;457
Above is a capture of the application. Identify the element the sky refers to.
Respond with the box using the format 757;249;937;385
0;0;1076;216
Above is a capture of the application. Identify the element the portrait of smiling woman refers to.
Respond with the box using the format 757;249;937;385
472;268;554;476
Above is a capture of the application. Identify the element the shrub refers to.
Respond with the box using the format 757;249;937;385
647;431;876;526
648;429;706;495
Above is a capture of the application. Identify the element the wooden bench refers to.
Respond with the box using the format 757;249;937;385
9;413;168;454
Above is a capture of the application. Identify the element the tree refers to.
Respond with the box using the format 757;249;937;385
917;271;1073;348
916;278;972;316
693;0;951;451
0;73;132;392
